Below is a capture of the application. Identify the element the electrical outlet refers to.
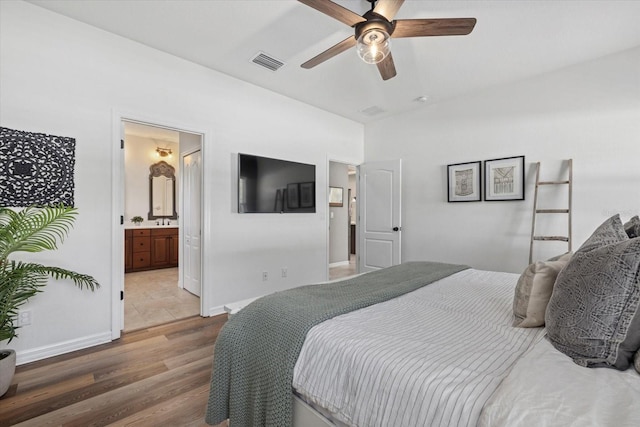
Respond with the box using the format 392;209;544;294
262;271;268;281
17;310;32;326
282;268;287;278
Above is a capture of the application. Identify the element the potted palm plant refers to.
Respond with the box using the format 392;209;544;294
0;205;99;396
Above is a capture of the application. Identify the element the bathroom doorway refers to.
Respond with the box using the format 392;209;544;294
328;161;358;280
121;120;203;332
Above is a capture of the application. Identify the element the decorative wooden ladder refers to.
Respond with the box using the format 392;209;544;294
528;159;573;264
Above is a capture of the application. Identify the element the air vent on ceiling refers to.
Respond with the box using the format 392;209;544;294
359;106;387;117
251;52;285;72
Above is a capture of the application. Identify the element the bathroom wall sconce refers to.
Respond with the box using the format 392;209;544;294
156;147;172;158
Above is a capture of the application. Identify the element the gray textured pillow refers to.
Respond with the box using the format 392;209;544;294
546;214;640;370
579;214;629;251
547;252;572;262
635;351;640;374
624;215;640;238
513;260;568;328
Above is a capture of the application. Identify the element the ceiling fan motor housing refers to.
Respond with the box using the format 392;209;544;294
355;11;395;64
354;11;395;39
298;0;476;80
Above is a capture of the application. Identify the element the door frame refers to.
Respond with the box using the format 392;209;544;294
111;110;208;339
326;158;360;280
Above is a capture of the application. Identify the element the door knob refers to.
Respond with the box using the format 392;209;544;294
393;227;400;231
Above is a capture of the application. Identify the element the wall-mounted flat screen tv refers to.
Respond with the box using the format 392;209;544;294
238;153;316;213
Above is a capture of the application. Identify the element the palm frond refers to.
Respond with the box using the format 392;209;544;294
22;263;100;291
0;205;77;260
0;261;99;343
0;261;49;343
0;205;100;343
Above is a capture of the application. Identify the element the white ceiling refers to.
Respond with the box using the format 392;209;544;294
124;121;179;144
27;0;640;123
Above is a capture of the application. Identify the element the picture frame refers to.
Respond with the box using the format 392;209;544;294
299;182;315;208
286;183;299;209
329;186;343;207
484;155;525;201
447;161;481;202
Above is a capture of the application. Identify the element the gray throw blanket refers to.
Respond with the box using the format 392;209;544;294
205;261;469;427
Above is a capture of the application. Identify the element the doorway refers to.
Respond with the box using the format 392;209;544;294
121;120;203;332
328;161;358;280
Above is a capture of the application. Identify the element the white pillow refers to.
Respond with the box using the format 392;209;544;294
512;259;568;328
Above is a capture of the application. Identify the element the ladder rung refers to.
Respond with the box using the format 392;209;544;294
529;160;573;264
536;209;569;214
538;180;570;185
533;236;569;242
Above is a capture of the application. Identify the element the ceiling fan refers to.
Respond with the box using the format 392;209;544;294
298;0;476;80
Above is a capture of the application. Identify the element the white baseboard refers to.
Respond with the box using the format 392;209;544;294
223;296;262;315
16;331;113;366
207;305;226;318
329;260;350;268
15;306;237;365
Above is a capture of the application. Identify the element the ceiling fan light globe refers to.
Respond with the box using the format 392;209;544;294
356;28;390;64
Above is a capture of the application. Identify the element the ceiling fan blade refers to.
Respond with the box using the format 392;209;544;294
376;53;397;81
301;35;357;69
298;0;366;27
373;0;405;21
392;18;477;38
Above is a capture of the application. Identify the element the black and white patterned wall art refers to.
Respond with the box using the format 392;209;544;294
0;126;75;207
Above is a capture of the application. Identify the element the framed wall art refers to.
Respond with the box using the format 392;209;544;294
299;182;315;208
287;183;300;209
329;186;343;207
447;161;481;202
484;155;525;201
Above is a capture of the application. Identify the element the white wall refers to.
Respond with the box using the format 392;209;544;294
179;131;201;156
365;47;640;274
0;1;363;362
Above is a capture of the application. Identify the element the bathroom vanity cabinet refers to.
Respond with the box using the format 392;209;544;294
125;227;178;272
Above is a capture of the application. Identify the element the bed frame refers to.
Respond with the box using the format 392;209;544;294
292;395;335;427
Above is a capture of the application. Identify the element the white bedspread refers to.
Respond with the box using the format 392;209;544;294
479;337;640;427
293;269;546;427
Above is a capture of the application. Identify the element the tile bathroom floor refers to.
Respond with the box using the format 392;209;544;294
329;254;357;281
124;267;200;332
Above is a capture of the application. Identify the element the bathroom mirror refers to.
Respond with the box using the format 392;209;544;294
148;161;177;220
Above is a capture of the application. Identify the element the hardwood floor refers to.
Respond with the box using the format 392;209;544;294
0;315;227;426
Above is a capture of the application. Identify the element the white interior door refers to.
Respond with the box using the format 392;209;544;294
182;150;202;297
358;159;402;272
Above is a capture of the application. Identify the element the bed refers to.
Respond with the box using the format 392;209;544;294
206;214;640;427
